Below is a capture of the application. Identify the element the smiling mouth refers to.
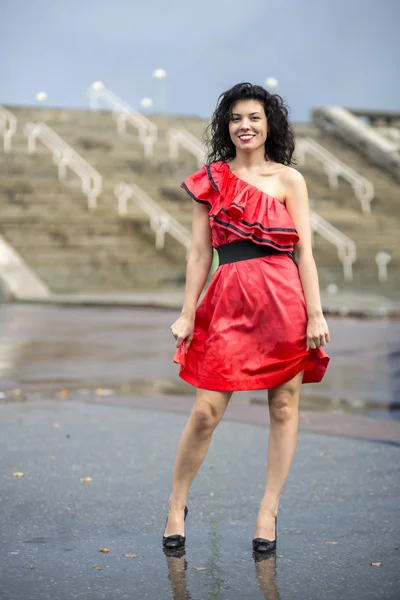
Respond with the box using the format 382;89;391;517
238;134;255;141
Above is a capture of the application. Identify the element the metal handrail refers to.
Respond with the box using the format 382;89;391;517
376;126;400;145
114;182;192;255
310;209;357;281
23;121;102;210
168;128;204;167
313;106;400;183
87;83;158;157
0;105;17;153
296;137;374;214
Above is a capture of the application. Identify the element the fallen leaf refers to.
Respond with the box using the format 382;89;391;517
80;477;93;483
123;553;138;558
194;567;207;571
28;564;35;569
59;389;68;398
370;562;382;567
13;472;24;478
326;541;339;545
277;554;284;558
99;547;110;553
46;456;56;461
53;423;61;429
92;566;103;571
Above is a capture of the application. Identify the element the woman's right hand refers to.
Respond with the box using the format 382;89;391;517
170;315;195;351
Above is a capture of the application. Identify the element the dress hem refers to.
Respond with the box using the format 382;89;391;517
175;354;328;392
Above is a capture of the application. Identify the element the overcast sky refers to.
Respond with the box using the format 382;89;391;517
1;0;399;121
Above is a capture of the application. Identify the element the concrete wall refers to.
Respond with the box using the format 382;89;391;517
0;235;50;300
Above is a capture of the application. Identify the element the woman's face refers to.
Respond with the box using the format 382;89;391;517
228;99;267;153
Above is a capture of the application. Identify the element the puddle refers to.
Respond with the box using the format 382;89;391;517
0;304;399;418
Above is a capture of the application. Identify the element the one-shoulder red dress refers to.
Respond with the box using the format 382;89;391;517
173;161;329;391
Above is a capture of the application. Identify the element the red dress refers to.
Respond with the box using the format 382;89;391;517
174;161;329;391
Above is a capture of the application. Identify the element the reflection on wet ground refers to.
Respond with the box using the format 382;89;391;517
164;550;280;600
0;303;399;417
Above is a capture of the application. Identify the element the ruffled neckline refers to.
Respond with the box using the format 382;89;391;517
210;160;287;207
205;161;299;249
220;161;286;206
209;161;293;219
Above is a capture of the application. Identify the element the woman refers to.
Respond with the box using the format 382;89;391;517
163;82;330;553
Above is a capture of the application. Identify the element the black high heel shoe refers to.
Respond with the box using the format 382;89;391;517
162;505;189;550
252;515;277;554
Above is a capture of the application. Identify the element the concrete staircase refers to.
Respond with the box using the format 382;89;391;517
293;123;400;295
0;111;191;293
1;105;399;297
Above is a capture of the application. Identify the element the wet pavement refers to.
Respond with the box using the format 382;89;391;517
1;400;399;600
1;303;400;599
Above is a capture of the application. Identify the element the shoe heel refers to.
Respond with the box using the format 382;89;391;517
162;505;188;550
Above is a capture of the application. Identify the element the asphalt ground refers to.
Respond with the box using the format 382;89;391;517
1;400;399;600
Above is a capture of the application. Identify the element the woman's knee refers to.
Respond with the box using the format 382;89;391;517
268;382;299;423
191;392;230;432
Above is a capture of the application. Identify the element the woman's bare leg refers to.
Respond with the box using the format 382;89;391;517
164;388;232;537
254;371;303;540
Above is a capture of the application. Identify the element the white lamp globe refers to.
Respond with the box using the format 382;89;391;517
90;81;104;92
140;97;153;109
265;77;278;90
36;91;48;103
153;68;167;79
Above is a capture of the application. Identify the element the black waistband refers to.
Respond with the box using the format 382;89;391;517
216;240;294;265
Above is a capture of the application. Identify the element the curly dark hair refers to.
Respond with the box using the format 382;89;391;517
204;82;295;166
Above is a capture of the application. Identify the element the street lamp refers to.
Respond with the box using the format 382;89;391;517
35;91;48;103
140;97;153;113
153;69;166;80
90;81;104;92
88;81;104;110
35;91;47;120
265;77;278;92
152;68;167;113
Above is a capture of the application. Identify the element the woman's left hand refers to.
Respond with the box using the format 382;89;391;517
306;315;330;350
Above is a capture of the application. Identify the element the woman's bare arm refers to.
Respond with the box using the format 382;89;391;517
171;200;213;351
181;200;214;320
283;168;330;349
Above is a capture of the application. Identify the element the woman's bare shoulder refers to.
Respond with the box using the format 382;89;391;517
279;165;305;186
